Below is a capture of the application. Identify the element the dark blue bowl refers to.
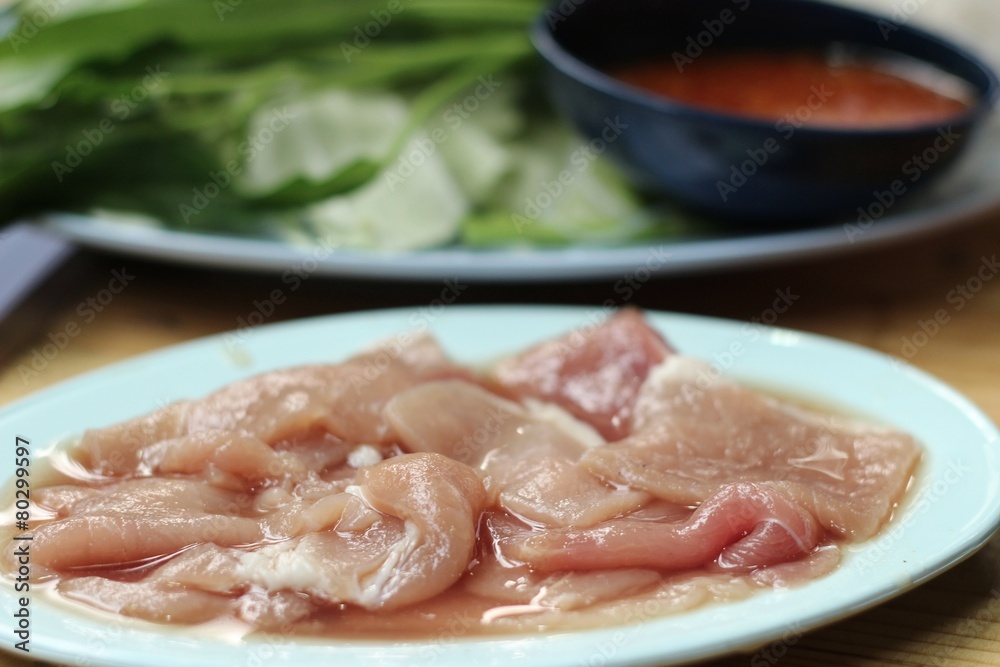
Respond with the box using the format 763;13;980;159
531;0;999;223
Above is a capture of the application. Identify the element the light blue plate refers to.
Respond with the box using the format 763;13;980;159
2;306;998;666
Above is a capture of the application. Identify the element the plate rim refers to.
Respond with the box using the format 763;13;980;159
36;150;1000;282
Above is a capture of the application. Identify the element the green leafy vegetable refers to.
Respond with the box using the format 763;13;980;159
0;0;690;249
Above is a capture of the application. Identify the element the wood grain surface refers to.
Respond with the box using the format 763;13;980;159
1;215;998;666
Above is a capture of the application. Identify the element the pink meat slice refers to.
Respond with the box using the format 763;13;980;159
748;545;842;588
384;380;648;527
79;333;466;475
464;551;660;612
582;357;922;540
40;453;487;622
218;454;480;610
32;486;103;516
58;576;235;624
215;453;486;613
272;432;353;476
58;543;316;628
336;452;487;609
78;402;191;476
137;430;307;483
133;430;356;494
490;308;673;441
497;482;822;572
29;478;266;571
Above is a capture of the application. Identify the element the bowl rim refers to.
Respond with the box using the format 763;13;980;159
530;0;1000;138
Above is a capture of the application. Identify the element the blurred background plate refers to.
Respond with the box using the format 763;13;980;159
39;109;1000;282
30;0;1000;282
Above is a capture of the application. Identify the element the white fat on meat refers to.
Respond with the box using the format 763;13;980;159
246;453;485;611
347;444;383;468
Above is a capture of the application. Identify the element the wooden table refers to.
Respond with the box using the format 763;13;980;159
1;215;999;666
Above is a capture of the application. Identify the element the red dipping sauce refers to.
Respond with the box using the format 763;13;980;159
609;48;976;129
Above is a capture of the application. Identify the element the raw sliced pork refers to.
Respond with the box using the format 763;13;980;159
490;308;673;440
79;333;467;475
582;356;922;540
494;482;822;572
47;453;486;622
385;380;647;527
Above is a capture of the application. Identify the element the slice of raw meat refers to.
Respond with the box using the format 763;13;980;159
57;576;235;624
79;333;466;475
490;308;673;441
29;479;266;571
385;380;647;527
495;482;822;572
58;544;316;628
78;402;192;476
189;333;468;445
582;356;921;540
464;551;660;614
748;545;841;587
136;430;307;483
336;452;487;609
206;453;487;612
43;453;488;622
